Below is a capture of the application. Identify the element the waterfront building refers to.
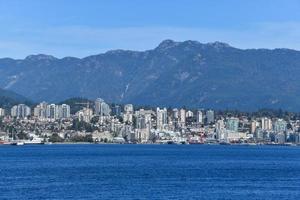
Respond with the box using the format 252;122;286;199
206;110;214;124
255;128;264;140
226;130;247;141
11;104;31;118
275;133;286;144
216;119;226;140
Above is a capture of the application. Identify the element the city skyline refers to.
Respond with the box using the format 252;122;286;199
1;97;300;145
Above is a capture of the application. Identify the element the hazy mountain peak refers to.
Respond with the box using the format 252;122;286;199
156;39;179;51
206;41;231;49
25;54;58;61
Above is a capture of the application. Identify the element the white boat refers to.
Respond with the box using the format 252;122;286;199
11;141;25;146
43;142;52;145
24;138;43;145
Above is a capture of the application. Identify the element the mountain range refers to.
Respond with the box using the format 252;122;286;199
1;39;300;111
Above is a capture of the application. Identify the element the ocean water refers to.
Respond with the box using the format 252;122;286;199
0;144;300;200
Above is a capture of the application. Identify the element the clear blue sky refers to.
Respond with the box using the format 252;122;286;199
0;0;300;58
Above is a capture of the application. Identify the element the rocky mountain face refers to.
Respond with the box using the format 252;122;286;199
1;40;300;111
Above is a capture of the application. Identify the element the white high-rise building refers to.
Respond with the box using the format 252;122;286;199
186;110;193;118
34;102;48;119
261;117;272;130
0;108;5;117
216;119;226;140
47;104;59;119
36;103;70;120
123;104;134;123
156;107;168;131
59;104;71;119
11;104;31;118
196;110;203;124
179;108;186;127
95;98;111;116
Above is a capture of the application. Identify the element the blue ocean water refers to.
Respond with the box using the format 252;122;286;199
0;144;300;200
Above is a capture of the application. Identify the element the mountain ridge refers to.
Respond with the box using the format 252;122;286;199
1;39;300;111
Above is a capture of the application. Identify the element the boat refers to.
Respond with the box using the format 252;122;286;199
219;141;231;145
11;141;25;146
0;141;11;145
24;138;44;145
43;142;52;145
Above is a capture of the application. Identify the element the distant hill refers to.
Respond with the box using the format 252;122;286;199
0;88;32;109
1;40;300;111
59;97;94;114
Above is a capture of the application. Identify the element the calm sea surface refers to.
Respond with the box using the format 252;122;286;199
0;144;300;200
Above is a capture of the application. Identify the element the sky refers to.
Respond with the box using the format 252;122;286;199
0;0;300;58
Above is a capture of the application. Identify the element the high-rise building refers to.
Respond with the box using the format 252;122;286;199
261;117;272;130
95;98;111;116
274;119;287;133
179;108;186;127
216;119;225;139
60;104;71;119
11;104;31;118
123;104;134;123
156;107;168;131
251;120;259;134
0;108;5;117
34;102;48;119
135;109;152;142
196;110;203;124
47;104;59;119
172;108;179;120
186;110;193;118
206;110;215;124
226;117;239;132
35;103;70;120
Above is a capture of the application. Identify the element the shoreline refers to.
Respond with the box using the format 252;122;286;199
1;142;299;147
